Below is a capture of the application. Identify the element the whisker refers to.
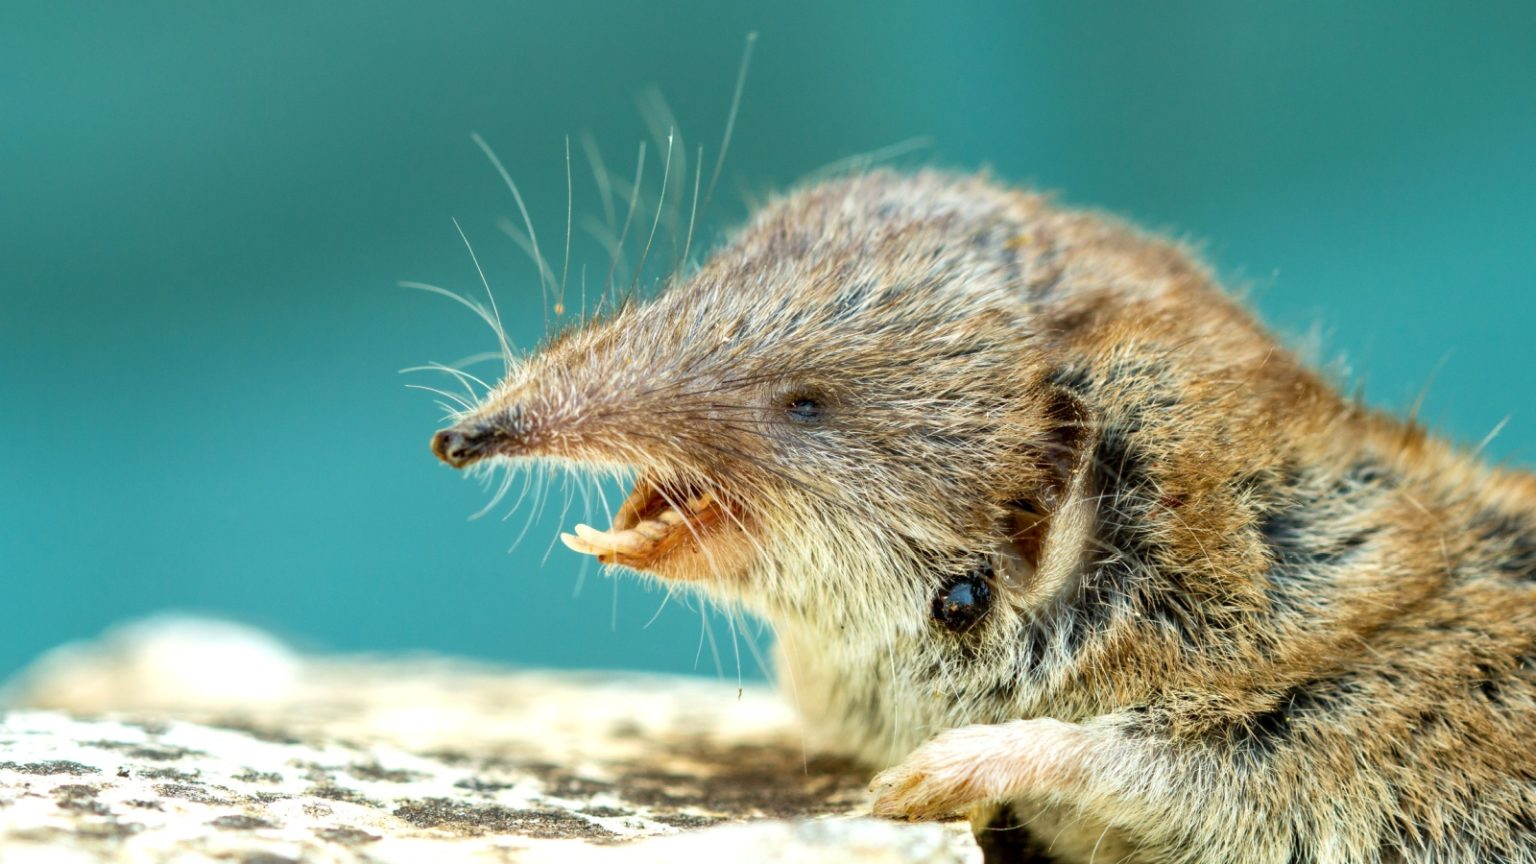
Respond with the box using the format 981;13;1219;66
471;132;556;321
637;86;688;260
558;135;573;316
696;601;724;678
1475;415;1512;457
679;143;705;275
579;132;617;234
602;141;647;313
474;463;517;521
639;578;673;631
449;350;508;370
723;598;744;697
451;217;517;375
400;363;491;401
506;462;547;549
404;383;473;411
543;467;581;565
807;135;936;181
611;550;621;632
630;128;674;294
400;280;514;362
705;31;757;211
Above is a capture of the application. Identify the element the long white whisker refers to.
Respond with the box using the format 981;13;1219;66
579;216;626;284
569;466;601;597
643;584;677;629
471;133;556;321
773;634;810;772
724;599;743;698
611;558;621;632
400;363;490;400
404;383;473;411
451;218;517;371
449;350;507;369
807;135;936;181
731;607;772;684
579;264;589;323
430;362;492;395
678;144;704;276
509;460;551;550
502;463;539;526
543;468;581;565
474;464;517;521
558;135;573;316
579;132;617;234
696;602;723;677
630;128;674;293
602;141;647;310
1474;415;1511;456
705;31;757;210
637;87;687;264
400;280;514;361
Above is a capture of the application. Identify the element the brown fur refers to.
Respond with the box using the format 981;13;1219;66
430;171;1536;862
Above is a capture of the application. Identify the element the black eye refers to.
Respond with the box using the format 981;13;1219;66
932;563;993;634
784;396;823;424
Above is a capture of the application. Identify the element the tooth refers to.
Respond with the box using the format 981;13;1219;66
562;528;614;553
657;508;685;525
687;492;714;512
574;523;648;552
560;532;600;556
574;523;617;543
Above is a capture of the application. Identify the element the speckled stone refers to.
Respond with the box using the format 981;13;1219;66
0;619;978;863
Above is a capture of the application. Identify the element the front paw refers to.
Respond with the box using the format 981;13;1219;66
869;719;1085;821
869;726;999;820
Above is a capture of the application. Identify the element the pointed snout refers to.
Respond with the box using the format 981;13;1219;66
431;401;535;468
431;426;491;469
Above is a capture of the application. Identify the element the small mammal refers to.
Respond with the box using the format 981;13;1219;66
429;171;1536;862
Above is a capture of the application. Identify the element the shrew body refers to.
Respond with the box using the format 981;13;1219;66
429;171;1536;863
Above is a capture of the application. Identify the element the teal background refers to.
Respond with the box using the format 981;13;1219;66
3;2;1533;682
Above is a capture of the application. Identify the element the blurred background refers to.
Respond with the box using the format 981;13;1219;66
3;2;1533;683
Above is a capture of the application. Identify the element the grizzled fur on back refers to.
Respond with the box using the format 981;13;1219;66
436;170;1536;862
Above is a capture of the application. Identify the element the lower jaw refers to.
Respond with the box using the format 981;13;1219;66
552;463;796;591
563;498;753;583
590;537;754;593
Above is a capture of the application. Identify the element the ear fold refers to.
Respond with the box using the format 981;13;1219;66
1002;387;1099;609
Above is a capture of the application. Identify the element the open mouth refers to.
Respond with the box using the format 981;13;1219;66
559;475;734;572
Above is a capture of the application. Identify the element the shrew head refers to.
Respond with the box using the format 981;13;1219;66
430;171;1098;624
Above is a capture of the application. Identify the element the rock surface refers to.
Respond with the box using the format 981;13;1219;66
0;619;979;862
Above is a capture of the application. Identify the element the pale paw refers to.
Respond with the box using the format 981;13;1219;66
868;726;1002;820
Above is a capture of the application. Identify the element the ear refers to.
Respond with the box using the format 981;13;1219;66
1000;386;1099;609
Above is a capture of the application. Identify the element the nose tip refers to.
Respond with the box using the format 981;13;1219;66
431;427;480;468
